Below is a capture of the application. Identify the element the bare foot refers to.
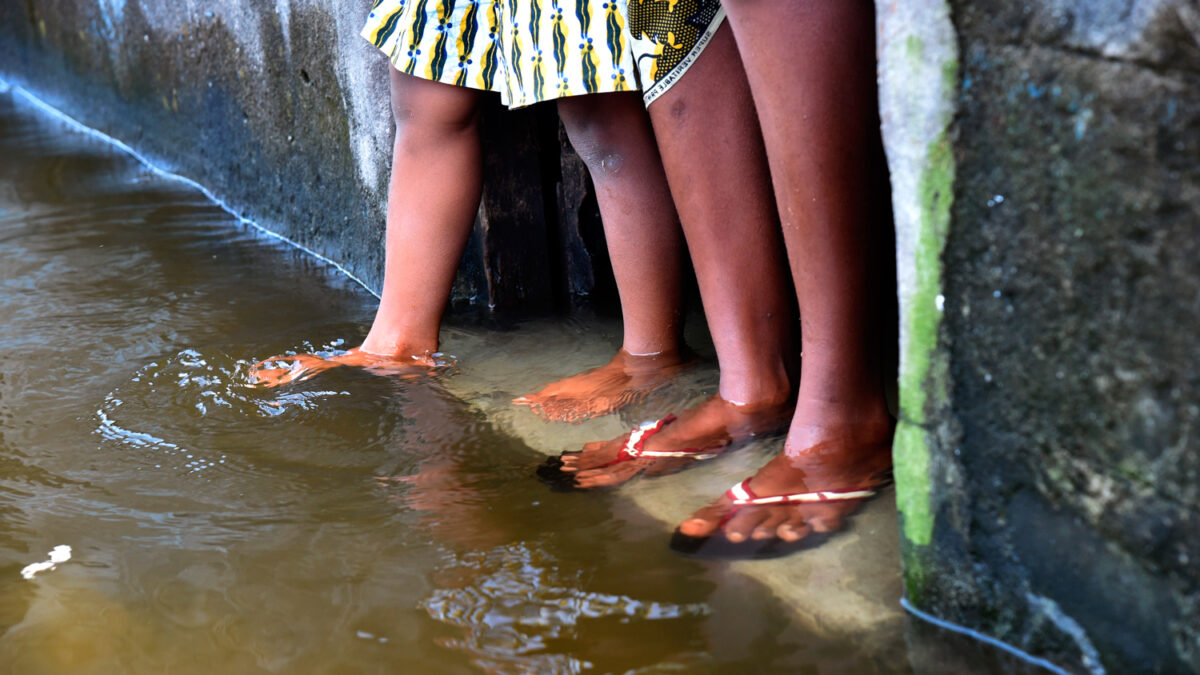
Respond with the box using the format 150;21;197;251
249;347;447;386
548;395;793;489
674;404;894;553
513;349;696;423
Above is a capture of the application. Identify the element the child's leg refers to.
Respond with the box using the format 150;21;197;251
559;27;797;487
252;68;482;385
363;68;484;356
557;93;684;359
514;92;691;421
679;1;894;544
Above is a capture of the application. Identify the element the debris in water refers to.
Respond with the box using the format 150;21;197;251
20;545;72;579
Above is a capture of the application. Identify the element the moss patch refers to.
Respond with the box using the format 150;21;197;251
900;131;954;423
896;126;955;549
895;421;934;546
906;34;925;61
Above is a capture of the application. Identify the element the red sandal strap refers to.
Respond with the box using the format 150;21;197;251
600;414;726;466
614;414;677;462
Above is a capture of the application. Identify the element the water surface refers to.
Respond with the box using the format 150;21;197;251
0;85;914;674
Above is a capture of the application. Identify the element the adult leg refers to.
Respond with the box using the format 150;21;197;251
514;92;691;421
560;27;796;487
252;67;483;385
679;0;894;545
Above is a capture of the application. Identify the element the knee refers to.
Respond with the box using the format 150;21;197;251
390;73;480;142
569;132;626;178
392;96;480;140
559;103;639;178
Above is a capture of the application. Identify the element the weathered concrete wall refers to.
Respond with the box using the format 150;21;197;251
880;1;1200;673
0;0;613;313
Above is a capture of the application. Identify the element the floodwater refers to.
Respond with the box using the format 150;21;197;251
0;85;988;674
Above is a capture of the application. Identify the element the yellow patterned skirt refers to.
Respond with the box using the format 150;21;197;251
362;0;640;108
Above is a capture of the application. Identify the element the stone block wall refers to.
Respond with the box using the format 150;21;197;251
0;0;612;313
881;1;1199;672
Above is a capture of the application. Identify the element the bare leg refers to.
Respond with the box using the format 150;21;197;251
252;68;482;385
679;1;894;545
514;92;692;421
558;28;796;487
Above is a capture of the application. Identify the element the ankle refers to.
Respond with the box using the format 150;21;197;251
360;331;438;359
795;369;890;411
619;331;684;359
788;393;894;445
716;365;793;410
615;347;688;373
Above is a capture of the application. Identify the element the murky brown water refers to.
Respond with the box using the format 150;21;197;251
0;85;928;674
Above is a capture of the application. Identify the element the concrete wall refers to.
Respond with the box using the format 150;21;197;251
0;0;613;313
880;1;1200;673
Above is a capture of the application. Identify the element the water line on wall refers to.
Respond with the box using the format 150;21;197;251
900;597;1085;675
0;75;382;300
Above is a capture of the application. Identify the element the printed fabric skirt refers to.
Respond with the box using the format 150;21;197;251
362;0;637;108
362;0;724;109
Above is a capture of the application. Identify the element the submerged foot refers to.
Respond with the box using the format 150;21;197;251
549;395;793;489
249;347;447;386
513;349;696;423
674;409;894;556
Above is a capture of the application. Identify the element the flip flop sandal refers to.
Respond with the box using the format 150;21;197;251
536;414;722;491
669;477;889;560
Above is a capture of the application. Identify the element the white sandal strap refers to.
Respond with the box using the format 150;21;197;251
728;478;877;506
638;449;719;460
617;415;719;462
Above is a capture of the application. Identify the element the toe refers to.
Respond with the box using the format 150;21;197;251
808;514;844;533
803;504;847;533
723;507;770;543
777;512;812;542
678;500;733;538
571;470;612;488
559;453;581;471
560;440;621;471
573;462;643;488
751;511;789;540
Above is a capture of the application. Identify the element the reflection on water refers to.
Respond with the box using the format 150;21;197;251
423;542;709;673
0;85;909;673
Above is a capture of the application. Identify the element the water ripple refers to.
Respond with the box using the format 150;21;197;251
423;543;709;673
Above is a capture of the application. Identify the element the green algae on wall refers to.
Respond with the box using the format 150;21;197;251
882;1;1200;670
874;0;959;598
895;131;954;550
